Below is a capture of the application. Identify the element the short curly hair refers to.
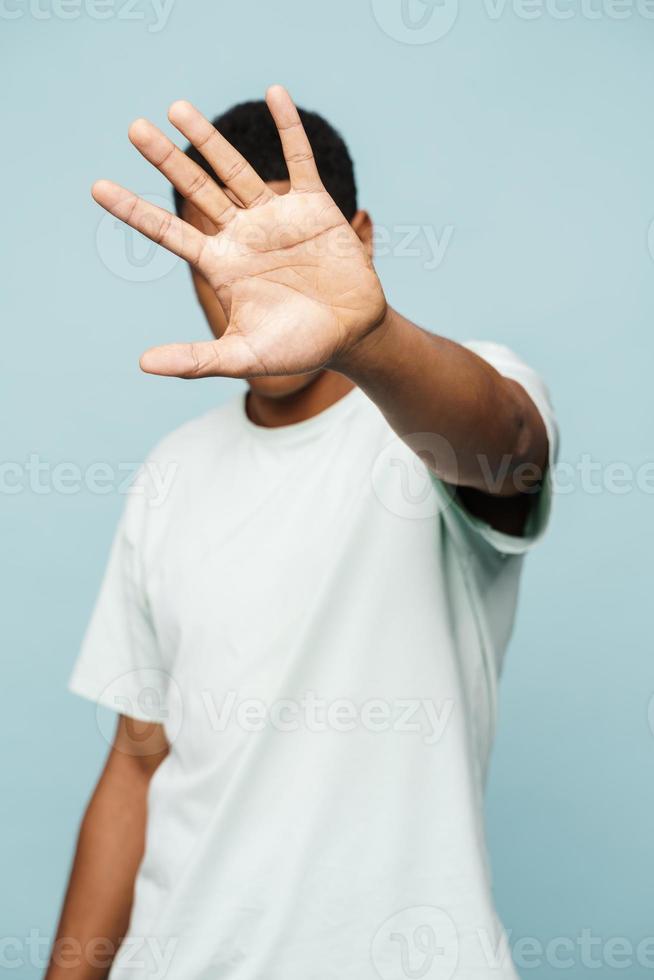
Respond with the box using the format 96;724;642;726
172;99;358;222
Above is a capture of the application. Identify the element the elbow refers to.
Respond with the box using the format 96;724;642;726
504;382;549;494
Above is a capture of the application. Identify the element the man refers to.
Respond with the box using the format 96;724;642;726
49;86;557;979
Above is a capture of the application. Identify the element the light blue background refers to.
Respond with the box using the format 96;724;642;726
2;1;653;976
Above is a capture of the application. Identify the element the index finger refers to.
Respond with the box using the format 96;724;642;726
265;85;323;193
91;179;206;266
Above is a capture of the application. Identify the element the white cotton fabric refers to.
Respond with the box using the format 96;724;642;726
70;342;558;980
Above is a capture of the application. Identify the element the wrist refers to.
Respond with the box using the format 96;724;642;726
332;305;400;381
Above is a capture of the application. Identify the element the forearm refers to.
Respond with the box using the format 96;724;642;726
46;745;155;978
338;307;548;495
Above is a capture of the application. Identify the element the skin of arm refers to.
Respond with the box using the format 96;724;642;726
335;306;548;497
45;717;168;980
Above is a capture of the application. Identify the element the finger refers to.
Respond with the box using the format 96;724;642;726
91;179;206;265
265;84;323;193
168;101;275;209
140;336;259;379
128;118;237;228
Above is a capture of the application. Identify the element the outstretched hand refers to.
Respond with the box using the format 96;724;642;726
92;86;387;379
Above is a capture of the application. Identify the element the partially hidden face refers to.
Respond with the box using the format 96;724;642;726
182;180;373;399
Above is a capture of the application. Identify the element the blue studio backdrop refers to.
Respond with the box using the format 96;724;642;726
2;1;653;976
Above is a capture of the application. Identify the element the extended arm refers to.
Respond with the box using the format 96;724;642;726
91;85;548;514
337;307;548;496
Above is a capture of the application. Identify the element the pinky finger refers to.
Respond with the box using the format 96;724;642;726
91;179;206;266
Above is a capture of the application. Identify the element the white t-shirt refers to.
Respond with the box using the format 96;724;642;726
70;342;558;980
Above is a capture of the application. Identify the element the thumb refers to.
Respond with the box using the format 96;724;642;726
139;335;259;379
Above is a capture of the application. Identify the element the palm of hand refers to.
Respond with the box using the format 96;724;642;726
200;191;385;376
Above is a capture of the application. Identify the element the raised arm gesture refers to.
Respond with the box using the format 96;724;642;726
93;84;548;506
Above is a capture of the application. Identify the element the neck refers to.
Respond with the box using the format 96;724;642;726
246;370;355;428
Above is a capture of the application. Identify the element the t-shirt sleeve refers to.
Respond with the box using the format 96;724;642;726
433;340;559;556
68;487;170;724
